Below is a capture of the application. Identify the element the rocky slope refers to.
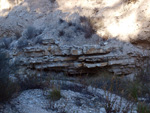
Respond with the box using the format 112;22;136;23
0;0;150;77
1;81;137;113
1;0;150;112
1;0;150;44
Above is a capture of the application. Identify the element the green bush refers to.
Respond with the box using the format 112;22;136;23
126;82;141;101
0;51;19;102
48;89;61;101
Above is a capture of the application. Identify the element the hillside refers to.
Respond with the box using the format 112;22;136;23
0;0;150;113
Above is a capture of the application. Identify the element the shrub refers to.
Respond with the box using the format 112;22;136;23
48;89;61;101
79;16;95;38
104;93;134;113
49;0;56;3
68;22;74;26
59;18;65;24
17;38;28;49
127;60;150;101
19;74;45;90
23;26;43;39
15;31;22;39
57;18;95;39
0;51;19;102
0;38;13;49
25;26;37;39
126;81;141;101
58;30;65;37
16;71;51;90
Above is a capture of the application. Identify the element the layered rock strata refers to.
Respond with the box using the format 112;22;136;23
12;38;150;76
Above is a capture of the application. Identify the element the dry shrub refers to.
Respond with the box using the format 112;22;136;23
0;51;19;102
79;16;96;38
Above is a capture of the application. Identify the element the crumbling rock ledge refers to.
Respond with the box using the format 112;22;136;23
12;37;150;78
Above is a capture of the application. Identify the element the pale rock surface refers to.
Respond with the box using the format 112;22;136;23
10;36;150;77
1;81;137;113
1;0;150;44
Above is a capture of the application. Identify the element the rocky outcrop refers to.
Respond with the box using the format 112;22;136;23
1;0;150;77
11;37;150;77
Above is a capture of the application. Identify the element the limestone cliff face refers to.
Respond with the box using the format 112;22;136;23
1;0;150;77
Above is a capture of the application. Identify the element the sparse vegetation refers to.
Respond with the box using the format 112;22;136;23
79;16;96;38
0;0;150;112
59;30;65;37
57;17;96;39
74;68;150;112
49;0;56;3
17;71;51;90
25;26;37;39
104;93;133;113
59;18;65;24
0;38;13;49
137;102;150;113
15;31;22;39
19;74;43;90
17;38;28;49
68;22;73;26
76;69;150;101
0;51;19;102
48;89;61;101
23;26;42;39
126;81;141;101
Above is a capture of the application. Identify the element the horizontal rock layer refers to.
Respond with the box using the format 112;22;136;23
13;38;150;76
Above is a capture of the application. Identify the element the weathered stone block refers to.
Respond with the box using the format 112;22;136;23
61;46;71;55
83;62;107;68
42;38;55;45
49;45;62;55
108;59;135;66
71;47;83;55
